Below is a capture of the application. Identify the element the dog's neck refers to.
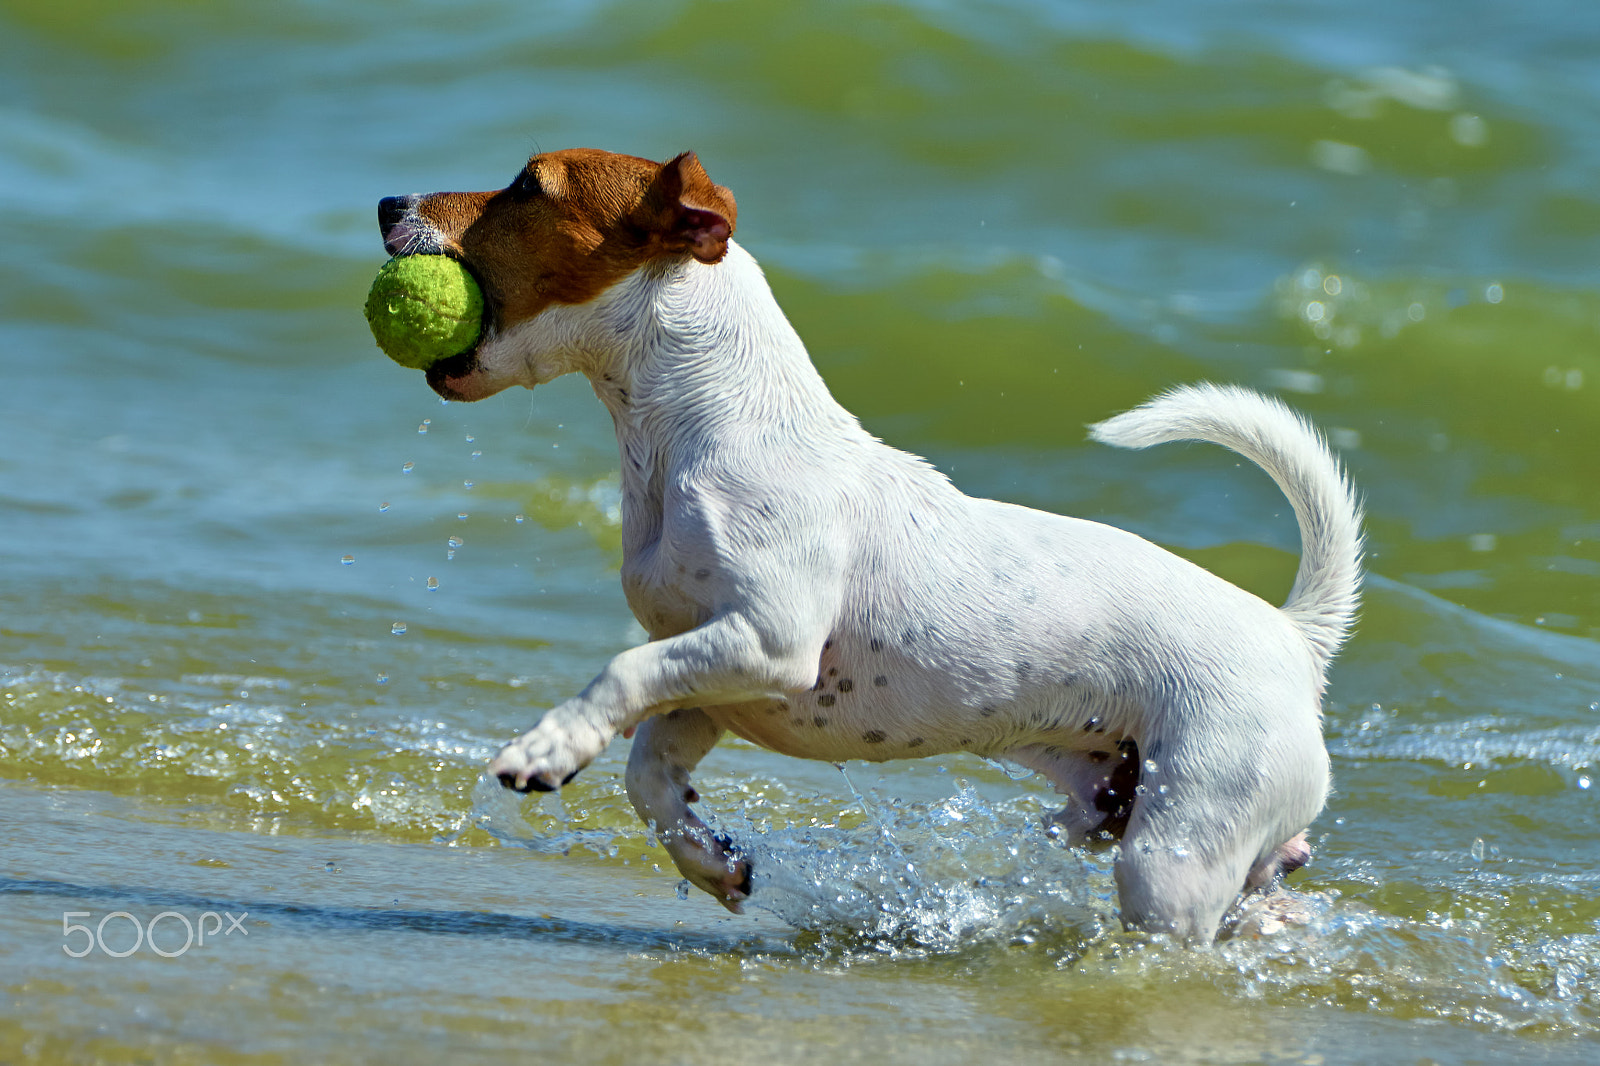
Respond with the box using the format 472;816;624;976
568;243;867;527
586;243;852;432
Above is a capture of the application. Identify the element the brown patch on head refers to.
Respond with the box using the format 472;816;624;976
410;149;737;335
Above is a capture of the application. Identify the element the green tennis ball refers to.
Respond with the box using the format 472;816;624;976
364;255;484;369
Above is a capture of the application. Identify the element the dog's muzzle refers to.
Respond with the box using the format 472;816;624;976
374;194;498;401
377;194;443;258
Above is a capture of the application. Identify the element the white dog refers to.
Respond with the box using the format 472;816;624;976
376;148;1362;940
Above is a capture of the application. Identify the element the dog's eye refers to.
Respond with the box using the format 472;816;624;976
508;168;541;200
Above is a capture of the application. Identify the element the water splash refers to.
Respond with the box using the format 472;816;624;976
728;775;1111;955
9;662;1600;1035
466;772;619;856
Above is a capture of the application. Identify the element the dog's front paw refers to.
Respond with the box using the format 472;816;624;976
665;826;753;913
487;715;606;793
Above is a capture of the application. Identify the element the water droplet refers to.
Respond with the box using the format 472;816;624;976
1470;837;1486;861
463;480;474;490
1485;282;1504;304
470;450;482;459
1144;758;1160;774
417;421;430;434
340;554;354;566
465;435;475;443
402;461;415;473
448;536;463;548
378;502;391;513
995;760;1035;781
391;622;407;636
515;514;526;524
426;577;439;591
676;879;690;901
1449;112;1489;148
457;512;469;521
1579;776;1592;790
376;673;388;684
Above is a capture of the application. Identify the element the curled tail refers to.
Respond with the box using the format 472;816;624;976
1089;383;1363;668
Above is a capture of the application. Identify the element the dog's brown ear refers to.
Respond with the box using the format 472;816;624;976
643;151;737;264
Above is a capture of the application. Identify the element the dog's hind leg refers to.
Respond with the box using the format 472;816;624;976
1003;742;1141;844
624;707;753;912
1009;740;1252;939
1245;831;1310;891
1114;804;1254;943
1113;719;1327;941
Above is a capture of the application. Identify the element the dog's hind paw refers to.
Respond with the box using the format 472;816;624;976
1226;887;1318;938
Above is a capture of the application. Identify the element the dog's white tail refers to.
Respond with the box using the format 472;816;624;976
1089;383;1363;668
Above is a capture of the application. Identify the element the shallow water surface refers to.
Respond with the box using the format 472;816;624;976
2;1;1599;1062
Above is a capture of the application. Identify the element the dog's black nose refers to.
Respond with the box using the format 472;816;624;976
377;195;413;236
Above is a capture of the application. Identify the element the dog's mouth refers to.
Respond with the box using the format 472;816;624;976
424;347;496;402
412;263;500;402
378;196;502;403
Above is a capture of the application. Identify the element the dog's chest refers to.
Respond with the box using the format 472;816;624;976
619;549;715;639
615;493;720;639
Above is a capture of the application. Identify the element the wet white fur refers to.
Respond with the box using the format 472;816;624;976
482;241;1363;940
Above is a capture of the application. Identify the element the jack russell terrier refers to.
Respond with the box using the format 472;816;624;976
375;148;1362;941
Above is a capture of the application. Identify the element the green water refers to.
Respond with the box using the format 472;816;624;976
3;1;1599;1062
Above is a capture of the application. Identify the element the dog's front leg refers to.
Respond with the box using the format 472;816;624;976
489;611;815;793
624;707;751;912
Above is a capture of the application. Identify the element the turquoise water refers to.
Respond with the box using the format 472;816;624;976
2;1;1599;1061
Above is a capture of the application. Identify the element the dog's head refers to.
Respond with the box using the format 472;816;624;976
377;148;736;401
